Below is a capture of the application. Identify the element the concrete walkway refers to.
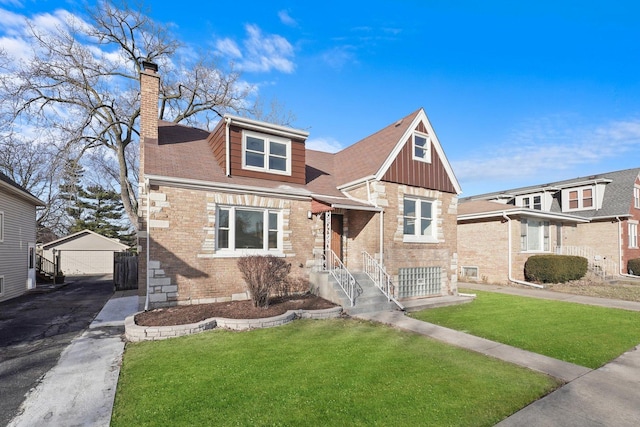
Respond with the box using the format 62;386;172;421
359;283;640;426
8;293;140;427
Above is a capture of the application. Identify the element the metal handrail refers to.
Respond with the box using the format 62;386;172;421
36;254;57;276
325;250;360;306
362;251;404;310
554;246;618;279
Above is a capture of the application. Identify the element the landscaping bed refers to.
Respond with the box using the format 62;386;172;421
135;293;338;326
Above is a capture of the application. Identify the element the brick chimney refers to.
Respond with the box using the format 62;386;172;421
139;60;159;182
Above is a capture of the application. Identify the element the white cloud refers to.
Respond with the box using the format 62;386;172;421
306;137;343;153
278;10;297;27
215;38;242;59
215;24;295;73
321;45;357;69
453;116;640;194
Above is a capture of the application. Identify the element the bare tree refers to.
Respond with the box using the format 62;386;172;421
0;1;254;227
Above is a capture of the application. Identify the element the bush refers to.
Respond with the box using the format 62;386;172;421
275;276;311;297
524;255;588;283
628;258;640;276
237;255;291;308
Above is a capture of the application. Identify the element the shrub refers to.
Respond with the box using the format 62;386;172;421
524;255;588;283
275;276;311;297
237;255;291;308
628;258;640;276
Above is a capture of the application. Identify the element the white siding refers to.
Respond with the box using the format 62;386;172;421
0;189;37;302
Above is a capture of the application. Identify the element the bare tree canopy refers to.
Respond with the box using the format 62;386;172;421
0;0;289;228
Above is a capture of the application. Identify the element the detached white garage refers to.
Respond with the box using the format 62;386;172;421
41;229;130;276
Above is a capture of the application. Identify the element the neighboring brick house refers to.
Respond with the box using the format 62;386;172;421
458;168;640;284
138;62;461;309
0;171;44;302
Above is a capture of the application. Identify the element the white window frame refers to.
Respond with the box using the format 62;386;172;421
0;211;4;242
520;194;542;210
412;131;431;163
634;186;640;209
563;186;595;211
241;130;292;176
215;206;283;256
402;196;437;243
520;218;550;252
629;222;638;249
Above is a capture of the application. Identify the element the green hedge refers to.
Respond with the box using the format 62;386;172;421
524;255;588;283
628;258;640;276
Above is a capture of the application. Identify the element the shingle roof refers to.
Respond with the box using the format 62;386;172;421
461;167;640;219
0;170;45;206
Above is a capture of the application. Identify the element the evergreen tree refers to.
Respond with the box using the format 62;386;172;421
69;184;135;247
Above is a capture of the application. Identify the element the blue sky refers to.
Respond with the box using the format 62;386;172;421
2;0;640;195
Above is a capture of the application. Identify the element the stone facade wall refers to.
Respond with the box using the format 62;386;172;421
145;185;315;308
344;182;459;296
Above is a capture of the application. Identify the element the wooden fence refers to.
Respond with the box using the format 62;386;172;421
114;252;138;291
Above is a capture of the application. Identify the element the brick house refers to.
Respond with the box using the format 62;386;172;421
458;168;640;284
138;62;461;310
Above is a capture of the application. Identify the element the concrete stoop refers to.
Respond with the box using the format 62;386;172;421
319;271;399;315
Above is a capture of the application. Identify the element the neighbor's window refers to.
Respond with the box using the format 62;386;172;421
520;195;542;210
634;186;640;209
0;276;4;295
520;218;550;252
565;186;595;211
403;197;436;242
412;131;431;163
242;131;291;175
630;223;638;249
0;211;4;243
216;207;281;253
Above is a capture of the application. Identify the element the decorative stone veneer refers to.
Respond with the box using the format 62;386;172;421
125;306;343;342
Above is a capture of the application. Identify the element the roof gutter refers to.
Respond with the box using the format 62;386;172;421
502;212;544;289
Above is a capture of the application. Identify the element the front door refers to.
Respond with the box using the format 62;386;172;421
331;214;343;261
27;243;36;290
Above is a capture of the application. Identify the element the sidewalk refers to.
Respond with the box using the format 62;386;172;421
8;292;140;427
359;283;640;426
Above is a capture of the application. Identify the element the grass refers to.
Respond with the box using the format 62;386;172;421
411;289;640;369
112;319;559;427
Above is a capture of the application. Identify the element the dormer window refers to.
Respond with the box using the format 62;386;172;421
412;131;431;163
521;195;542;210
242;131;291;175
565;186;595;211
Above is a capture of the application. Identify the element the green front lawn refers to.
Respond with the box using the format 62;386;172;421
411;289;640;369
112;319;558;426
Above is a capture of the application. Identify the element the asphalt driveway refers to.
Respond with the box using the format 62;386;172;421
0;277;114;426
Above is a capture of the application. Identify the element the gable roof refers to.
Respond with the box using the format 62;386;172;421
462;167;640;219
42;229;130;251
0;171;45;206
145;109;461;209
332;108;462;193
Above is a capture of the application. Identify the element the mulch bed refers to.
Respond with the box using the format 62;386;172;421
135;293;339;327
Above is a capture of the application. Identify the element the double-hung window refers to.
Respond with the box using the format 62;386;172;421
630;222;638;249
217;206;281;253
520;218;550;252
634;186;640;209
242;131;291;175
403;197;436;242
0;211;4;242
566;187;595;211
412;131;431;163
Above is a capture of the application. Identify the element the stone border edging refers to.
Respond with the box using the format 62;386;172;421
125;306;343;342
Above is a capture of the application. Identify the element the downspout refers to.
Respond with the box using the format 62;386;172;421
616;216;638;278
225;116;231;177
144;178;151;311
502;212;544;288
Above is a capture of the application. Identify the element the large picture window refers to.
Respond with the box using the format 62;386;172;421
520;218;550;252
403;197;436;242
217;207;281;253
242;131;291;175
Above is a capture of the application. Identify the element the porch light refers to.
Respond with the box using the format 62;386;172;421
307;210;312;219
